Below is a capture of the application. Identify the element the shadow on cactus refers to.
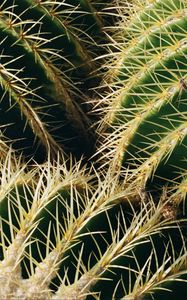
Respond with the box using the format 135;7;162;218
0;0;112;162
0;151;187;299
0;0;187;300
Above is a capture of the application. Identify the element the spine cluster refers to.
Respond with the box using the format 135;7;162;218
0;0;109;161
98;0;187;201
0;1;187;300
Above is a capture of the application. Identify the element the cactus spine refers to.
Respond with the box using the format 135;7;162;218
1;151;187;299
0;0;187;300
98;0;187;198
0;0;110;161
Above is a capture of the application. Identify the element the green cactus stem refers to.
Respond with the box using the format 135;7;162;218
0;0;112;161
97;0;187;198
0;151;186;299
1;1;187;300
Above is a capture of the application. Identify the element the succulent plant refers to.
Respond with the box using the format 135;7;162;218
1;0;187;300
0;0;112;162
97;0;187;205
0;150;187;300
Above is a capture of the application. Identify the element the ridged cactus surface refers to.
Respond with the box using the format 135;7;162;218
98;0;187;197
1;0;187;300
0;0;111;161
0;151;187;300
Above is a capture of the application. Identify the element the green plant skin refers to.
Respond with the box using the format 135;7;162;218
99;0;187;195
1;1;187;300
1;153;187;300
0;0;111;162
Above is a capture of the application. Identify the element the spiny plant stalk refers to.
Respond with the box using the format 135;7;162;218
1;0;187;300
0;0;113;162
0;151;187;300
96;0;187;204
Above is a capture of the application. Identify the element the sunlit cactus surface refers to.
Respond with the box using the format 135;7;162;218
1;1;187;300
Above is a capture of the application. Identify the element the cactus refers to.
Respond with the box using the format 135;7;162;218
0;150;187;300
0;0;112;162
1;0;187;300
97;0;187;200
